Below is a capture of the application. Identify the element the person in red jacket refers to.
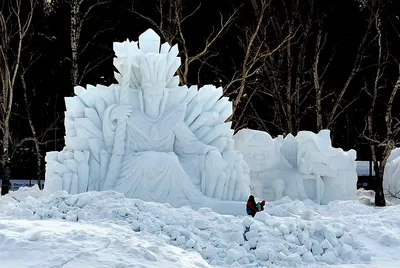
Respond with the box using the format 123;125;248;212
246;195;258;217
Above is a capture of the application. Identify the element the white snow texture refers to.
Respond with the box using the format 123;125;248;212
234;129;358;205
3;187;400;268
383;148;400;196
43;29;251;207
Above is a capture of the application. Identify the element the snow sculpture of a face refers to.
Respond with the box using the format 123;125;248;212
234;129;280;172
43;28;251;208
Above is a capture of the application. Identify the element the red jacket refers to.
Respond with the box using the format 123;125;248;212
246;200;257;212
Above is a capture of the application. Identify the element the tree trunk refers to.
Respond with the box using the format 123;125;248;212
286;30;293;133
1;120;11;195
21;71;42;189
374;164;386;206
70;1;80;86
313;29;324;131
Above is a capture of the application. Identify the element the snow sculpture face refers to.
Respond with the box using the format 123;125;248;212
234;129;280;172
141;83;165;119
113;30;181;119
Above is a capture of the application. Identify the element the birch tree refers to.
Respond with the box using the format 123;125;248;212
362;0;400;206
312;6;376;131
225;0;301;132
44;0;115;87
0;0;36;195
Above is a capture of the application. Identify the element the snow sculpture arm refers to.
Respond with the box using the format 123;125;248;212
174;121;228;198
174;121;221;156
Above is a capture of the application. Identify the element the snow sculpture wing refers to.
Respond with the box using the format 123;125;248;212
181;85;250;200
44;28;250;202
44;82;120;194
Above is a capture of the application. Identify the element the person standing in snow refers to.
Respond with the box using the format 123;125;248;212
246;195;258;217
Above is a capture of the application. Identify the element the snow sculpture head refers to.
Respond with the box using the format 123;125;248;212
297;130;356;174
113;29;181;119
234;129;280;172
43;28;251;208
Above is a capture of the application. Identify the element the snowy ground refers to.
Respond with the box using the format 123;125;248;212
0;187;399;268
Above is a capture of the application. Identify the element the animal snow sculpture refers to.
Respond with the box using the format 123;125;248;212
44;29;250;207
234;129;357;204
383;148;400;196
296;130;357;204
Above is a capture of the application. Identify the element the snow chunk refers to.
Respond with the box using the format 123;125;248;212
230;231;244;245
242;217;253;228
311;243;323;256
54;190;69;199
143;249;157;261
320;251;337;264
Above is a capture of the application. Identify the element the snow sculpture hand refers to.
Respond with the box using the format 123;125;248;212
207;149;227;169
110;105;133;121
203;149;228;199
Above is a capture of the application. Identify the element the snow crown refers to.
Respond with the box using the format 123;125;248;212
113;29;181;92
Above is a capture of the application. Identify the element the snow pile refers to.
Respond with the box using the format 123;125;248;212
0;219;210;268
3;189;399;267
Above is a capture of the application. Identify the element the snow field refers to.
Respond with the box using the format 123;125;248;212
1;188;392;267
0;219;210;268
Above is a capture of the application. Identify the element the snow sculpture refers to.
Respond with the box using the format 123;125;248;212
44;29;250;207
383;148;400;196
234;129;357;204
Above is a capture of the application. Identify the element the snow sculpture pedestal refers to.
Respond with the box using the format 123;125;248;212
44;29;250;208
234;129;357;205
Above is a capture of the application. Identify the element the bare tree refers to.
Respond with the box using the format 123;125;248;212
228;0;378;136
20;59;42;189
224;0;296;131
0;0;36;195
312;7;376;131
129;0;237;85
45;0;115;87
362;0;400;206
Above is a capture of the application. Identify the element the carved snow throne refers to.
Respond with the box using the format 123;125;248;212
44;29;250;206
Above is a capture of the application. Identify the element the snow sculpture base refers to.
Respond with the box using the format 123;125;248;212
383;148;400;196
234;129;357;205
44;29;250;208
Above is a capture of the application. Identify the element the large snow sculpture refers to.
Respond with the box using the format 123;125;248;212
44;29;250;207
383;148;400;196
234;129;357;204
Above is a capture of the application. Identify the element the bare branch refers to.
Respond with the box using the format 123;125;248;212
79;53;113;84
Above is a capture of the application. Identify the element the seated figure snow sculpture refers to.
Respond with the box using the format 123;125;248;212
44;29;250;207
383;148;400;196
234;129;357;204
